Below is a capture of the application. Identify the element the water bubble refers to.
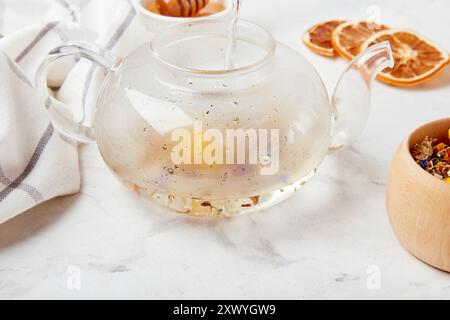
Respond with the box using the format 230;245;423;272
261;155;271;165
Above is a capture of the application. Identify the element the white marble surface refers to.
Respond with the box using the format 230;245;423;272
1;0;450;299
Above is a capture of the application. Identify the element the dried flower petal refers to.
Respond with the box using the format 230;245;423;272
410;129;450;183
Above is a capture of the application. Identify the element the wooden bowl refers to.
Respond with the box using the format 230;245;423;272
386;117;450;272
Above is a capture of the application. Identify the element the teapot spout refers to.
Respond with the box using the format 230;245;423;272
329;41;394;151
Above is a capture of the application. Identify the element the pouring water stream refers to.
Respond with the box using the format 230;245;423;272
225;0;241;69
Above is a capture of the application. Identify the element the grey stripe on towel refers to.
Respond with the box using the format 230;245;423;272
54;0;78;23
105;7;136;51
0;166;43;202
81;6;136;108
2;53;33;86
15;21;59;63
0;124;54;202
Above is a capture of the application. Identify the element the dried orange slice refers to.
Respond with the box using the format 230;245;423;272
332;20;389;59
360;29;449;86
303;20;346;57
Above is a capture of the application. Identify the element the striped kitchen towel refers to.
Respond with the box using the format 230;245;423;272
0;0;148;223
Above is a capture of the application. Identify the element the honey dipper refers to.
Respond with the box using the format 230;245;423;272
156;0;210;17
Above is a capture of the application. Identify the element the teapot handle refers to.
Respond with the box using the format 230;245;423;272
329;41;394;152
35;42;115;143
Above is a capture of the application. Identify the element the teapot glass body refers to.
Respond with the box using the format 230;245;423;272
36;20;393;216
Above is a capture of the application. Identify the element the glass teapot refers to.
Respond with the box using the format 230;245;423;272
36;20;393;217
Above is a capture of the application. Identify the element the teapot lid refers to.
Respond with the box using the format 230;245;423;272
148;19;277;75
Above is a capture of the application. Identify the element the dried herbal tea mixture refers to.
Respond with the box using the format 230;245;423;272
410;129;450;184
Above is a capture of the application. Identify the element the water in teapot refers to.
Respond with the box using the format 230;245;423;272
93;2;333;216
